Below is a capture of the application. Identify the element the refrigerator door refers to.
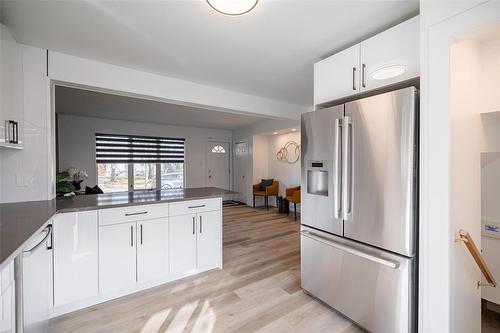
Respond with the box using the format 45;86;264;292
343;87;417;256
301;105;344;235
301;226;415;333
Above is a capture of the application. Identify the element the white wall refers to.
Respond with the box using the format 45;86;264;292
57;114;232;189
249;132;301;208
48;51;306;121
419;2;497;331
0;44;52;203
450;37;483;333
267;132;301;195
232;118;299;206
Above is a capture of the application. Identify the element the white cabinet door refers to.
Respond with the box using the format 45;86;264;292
99;222;137;294
0;260;14;333
137;218;169;283
0;23;23;146
196;211;222;271
314;44;360;105
360;16;419;92
169;214;197;277
53;211;98;307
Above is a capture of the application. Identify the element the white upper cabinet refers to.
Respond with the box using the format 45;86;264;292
196;211;222;271
137;218;169;283
360;16;419;92
314;44;360;105
314;15;419;106
53;211;98;307
0;23;24;148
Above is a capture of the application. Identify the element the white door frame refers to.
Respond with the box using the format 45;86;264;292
205;139;232;191
420;2;500;332
233;139;249;203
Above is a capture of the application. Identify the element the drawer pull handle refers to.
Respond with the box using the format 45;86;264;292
188;205;206;209
125;211;148;216
301;230;399;269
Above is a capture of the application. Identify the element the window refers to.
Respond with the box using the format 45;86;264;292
96;133;185;193
211;145;226;153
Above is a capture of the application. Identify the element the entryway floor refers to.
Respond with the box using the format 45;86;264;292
49;206;361;333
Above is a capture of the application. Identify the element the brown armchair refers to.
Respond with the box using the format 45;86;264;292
253;180;279;210
286;186;301;220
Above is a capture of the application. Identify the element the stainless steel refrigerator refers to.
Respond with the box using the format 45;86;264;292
300;86;418;333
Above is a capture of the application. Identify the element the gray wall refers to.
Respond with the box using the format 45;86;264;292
57;114;232;189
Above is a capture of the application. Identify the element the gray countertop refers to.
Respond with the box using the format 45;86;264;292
0;187;235;268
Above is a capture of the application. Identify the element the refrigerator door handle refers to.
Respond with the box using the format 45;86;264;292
301;230;399;269
334;118;342;219
342;116;353;220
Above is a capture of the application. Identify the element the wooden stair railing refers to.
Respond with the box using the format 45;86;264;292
457;229;497;288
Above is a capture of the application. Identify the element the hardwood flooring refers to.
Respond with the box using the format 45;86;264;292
49;206;361;333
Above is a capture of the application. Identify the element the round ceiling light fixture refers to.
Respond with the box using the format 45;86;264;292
206;0;259;16
371;65;407;80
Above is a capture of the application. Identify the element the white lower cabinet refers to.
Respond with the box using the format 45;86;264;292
169;214;197;277
170;209;222;277
137;218;169;283
52;199;221;316
99;222;137;294
0;261;14;333
197;211;222;271
53;211;98;307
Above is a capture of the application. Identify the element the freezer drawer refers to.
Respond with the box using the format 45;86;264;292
301;228;415;333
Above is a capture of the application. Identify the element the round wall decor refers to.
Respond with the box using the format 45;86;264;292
277;141;301;164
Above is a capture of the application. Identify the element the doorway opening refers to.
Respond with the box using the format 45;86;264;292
450;25;500;332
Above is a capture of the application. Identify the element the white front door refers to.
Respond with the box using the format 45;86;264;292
207;141;230;190
234;141;248;203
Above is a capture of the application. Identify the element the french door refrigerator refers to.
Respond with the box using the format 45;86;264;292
300;86;418;333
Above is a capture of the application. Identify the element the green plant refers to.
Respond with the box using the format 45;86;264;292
56;171;75;195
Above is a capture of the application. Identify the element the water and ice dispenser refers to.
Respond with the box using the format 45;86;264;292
306;161;329;196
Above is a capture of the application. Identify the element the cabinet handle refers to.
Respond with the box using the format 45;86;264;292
125;211;148;216
189;205;205;209
140;224;143;244
13;121;18;144
199;215;203;234
352;67;357;91
362;64;366;88
130;225;134;247
192;216;195;235
7;120;15;143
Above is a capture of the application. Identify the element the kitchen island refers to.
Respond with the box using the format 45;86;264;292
0;187;233;321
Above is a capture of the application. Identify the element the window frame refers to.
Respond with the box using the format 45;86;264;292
98;162;186;192
96;133;186;192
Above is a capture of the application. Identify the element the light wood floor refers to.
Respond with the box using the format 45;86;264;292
49;206;361;333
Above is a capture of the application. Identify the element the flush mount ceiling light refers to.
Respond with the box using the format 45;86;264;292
371;65;407;80
206;0;259;16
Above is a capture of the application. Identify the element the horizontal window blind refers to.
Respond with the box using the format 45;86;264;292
96;133;185;164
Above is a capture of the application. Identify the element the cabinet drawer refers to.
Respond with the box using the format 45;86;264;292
99;203;168;226
169;198;221;217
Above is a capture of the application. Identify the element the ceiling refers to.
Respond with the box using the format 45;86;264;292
2;1;418;107
55;86;272;129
